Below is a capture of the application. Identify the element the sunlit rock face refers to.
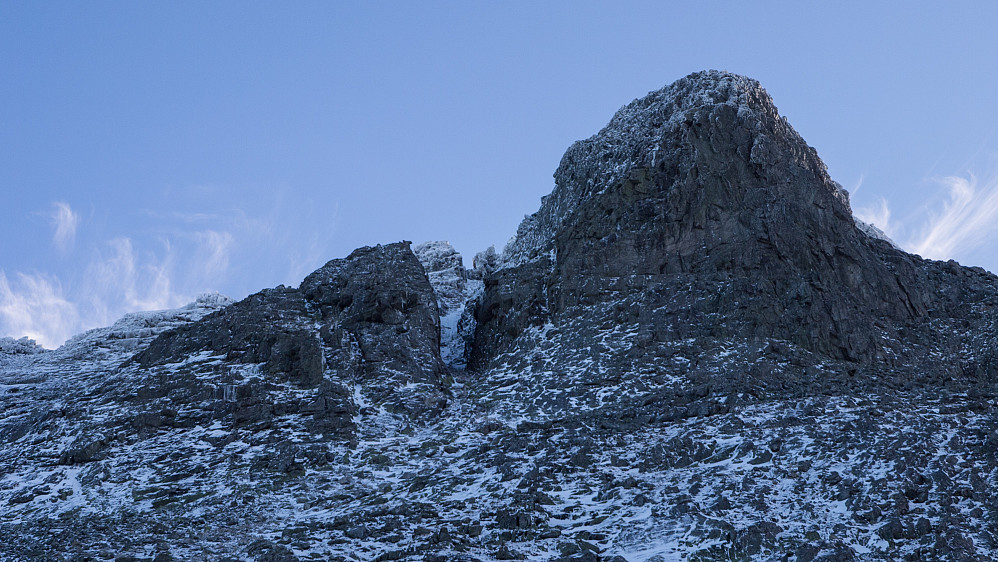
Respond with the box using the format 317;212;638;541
1;72;997;561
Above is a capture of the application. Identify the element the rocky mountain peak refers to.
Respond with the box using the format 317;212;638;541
501;70;850;269
134;241;447;431
472;70;997;394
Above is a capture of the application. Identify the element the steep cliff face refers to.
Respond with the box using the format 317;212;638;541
471;71;998;416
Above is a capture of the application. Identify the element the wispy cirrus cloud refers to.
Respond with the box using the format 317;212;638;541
50;201;80;252
911;174;998;261
0;226;246;348
1;185;337;348
854;196;895;240
854;170;998;268
191;230;234;281
82;237;187;326
0;271;80;349
1;236;191;348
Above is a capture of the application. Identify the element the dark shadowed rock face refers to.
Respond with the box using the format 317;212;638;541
135;241;447;434
299;242;445;389
137;287;324;386
471;71;998;404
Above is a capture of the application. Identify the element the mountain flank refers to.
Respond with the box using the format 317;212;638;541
1;71;997;561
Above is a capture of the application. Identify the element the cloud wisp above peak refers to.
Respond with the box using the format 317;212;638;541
50;201;80;253
911;174;998;262
855;169;998;271
0;271;80;349
853;196;895;241
191;230;234;282
83;237;186;323
0;188;339;348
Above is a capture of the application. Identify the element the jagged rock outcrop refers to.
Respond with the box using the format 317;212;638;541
0;337;43;356
136;242;447;429
471;70;998;419
299;242;446;391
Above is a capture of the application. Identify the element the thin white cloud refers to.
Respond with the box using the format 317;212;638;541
50;201;80;252
1;234;203;347
84;237;186;321
911;174;998;261
1;187;340;347
0;271;80;349
853;169;998;268
854;196;894;239
192;230;234;280
850;174;865;196
286;232;328;287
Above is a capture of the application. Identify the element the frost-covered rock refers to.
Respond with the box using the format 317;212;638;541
58;292;235;355
501;70;816;269
137;241;447;424
0;336;43;355
855;216;899;247
414;241;482;369
414;240;467;318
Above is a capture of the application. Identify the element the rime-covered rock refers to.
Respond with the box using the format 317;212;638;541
0;337;44;356
414;241;482;369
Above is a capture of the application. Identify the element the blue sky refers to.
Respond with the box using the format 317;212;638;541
2;2;997;347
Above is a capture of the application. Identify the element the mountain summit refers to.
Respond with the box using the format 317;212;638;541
474;70;996;406
2;72;997;561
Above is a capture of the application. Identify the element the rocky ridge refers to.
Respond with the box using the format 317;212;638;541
1;71;997;561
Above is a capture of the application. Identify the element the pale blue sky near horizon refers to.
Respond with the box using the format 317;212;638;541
2;2;997;347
